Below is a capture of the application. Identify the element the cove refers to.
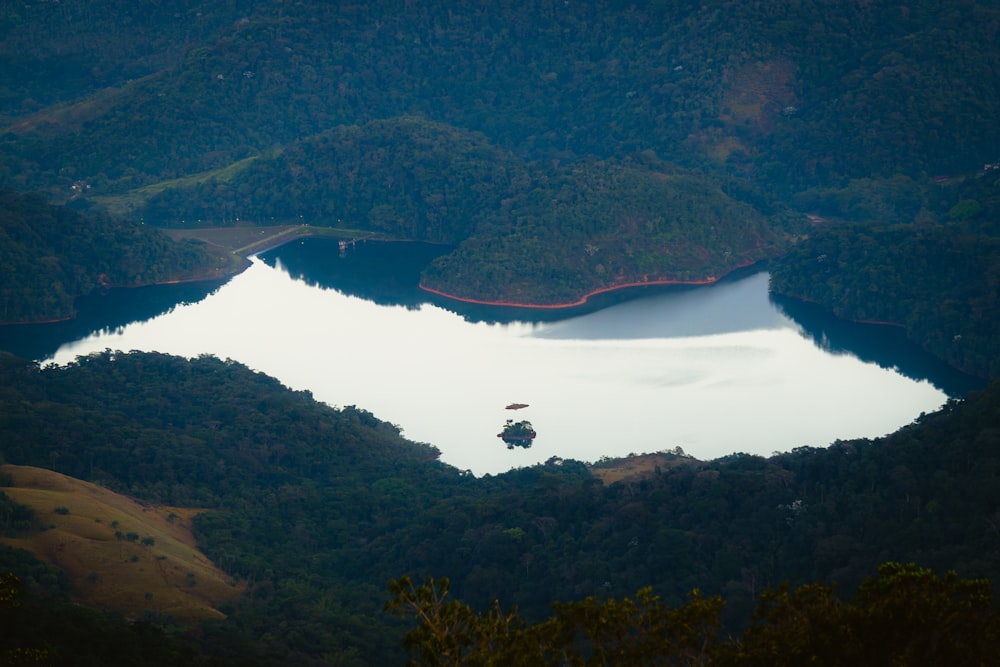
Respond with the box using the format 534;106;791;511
30;239;974;475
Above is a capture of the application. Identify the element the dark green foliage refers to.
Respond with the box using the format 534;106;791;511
136;120;799;304
1;351;999;663
0;1;246;117
770;220;1000;378
499;420;536;450
0;491;39;536
419;157;798;303
0;2;995;662
4;1;999;197
388;564;1000;666
720;563;1000;667
1;0;998;363
0;190;223;322
386;575;724;666
0;572;257;666
0;350;458;663
0;544;70;602
139;117;526;244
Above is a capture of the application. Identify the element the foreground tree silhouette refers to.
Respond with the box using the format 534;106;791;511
723;562;1000;666
0;573;49;665
389;564;1000;666
385;575;723;666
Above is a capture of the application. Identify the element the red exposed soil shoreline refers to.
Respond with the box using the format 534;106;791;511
418;261;756;309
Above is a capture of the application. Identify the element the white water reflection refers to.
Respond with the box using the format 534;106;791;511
48;259;946;475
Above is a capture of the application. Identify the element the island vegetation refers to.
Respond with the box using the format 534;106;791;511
497;419;537;449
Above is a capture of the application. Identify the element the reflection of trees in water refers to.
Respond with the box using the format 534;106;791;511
261;239;452;310
264;237;985;397
0;279;228;361
771;294;985;398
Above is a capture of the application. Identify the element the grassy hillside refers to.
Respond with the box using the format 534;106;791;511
0;465;241;622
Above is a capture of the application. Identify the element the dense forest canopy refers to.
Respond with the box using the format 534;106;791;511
4;0;999;192
385;564;1000;666
1;351;999;663
0;0;997;370
0;189;228;322
770;167;1000;378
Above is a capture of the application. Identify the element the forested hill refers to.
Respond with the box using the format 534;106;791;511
0;190;233;323
769;168;1000;378
1;350;999;663
2;0;999;351
4;1;999;194
137;117;802;303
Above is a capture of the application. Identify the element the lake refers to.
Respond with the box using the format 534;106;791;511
4;239;983;475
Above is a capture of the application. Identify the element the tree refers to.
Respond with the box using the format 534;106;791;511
385;576;535;667
386;576;724;666
726;563;1000;666
498;420;536;449
390;565;1000;666
0;573;49;665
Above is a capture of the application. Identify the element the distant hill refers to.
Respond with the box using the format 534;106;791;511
770;169;1000;378
3;1;999;196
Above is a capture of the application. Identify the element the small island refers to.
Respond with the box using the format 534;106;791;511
498;419;537;449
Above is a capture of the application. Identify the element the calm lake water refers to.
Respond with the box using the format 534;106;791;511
6;239;983;475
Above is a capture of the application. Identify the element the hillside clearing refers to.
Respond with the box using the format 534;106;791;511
0;464;243;622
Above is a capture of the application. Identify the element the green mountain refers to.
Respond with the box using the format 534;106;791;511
5;1;999;193
1;0;999;370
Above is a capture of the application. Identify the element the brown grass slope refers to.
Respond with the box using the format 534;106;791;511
588;451;701;485
0;464;242;622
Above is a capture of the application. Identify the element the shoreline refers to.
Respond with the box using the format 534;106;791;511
771;291;907;330
418;260;757;309
0;266;246;327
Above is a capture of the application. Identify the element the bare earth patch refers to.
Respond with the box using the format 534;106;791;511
588;452;700;485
